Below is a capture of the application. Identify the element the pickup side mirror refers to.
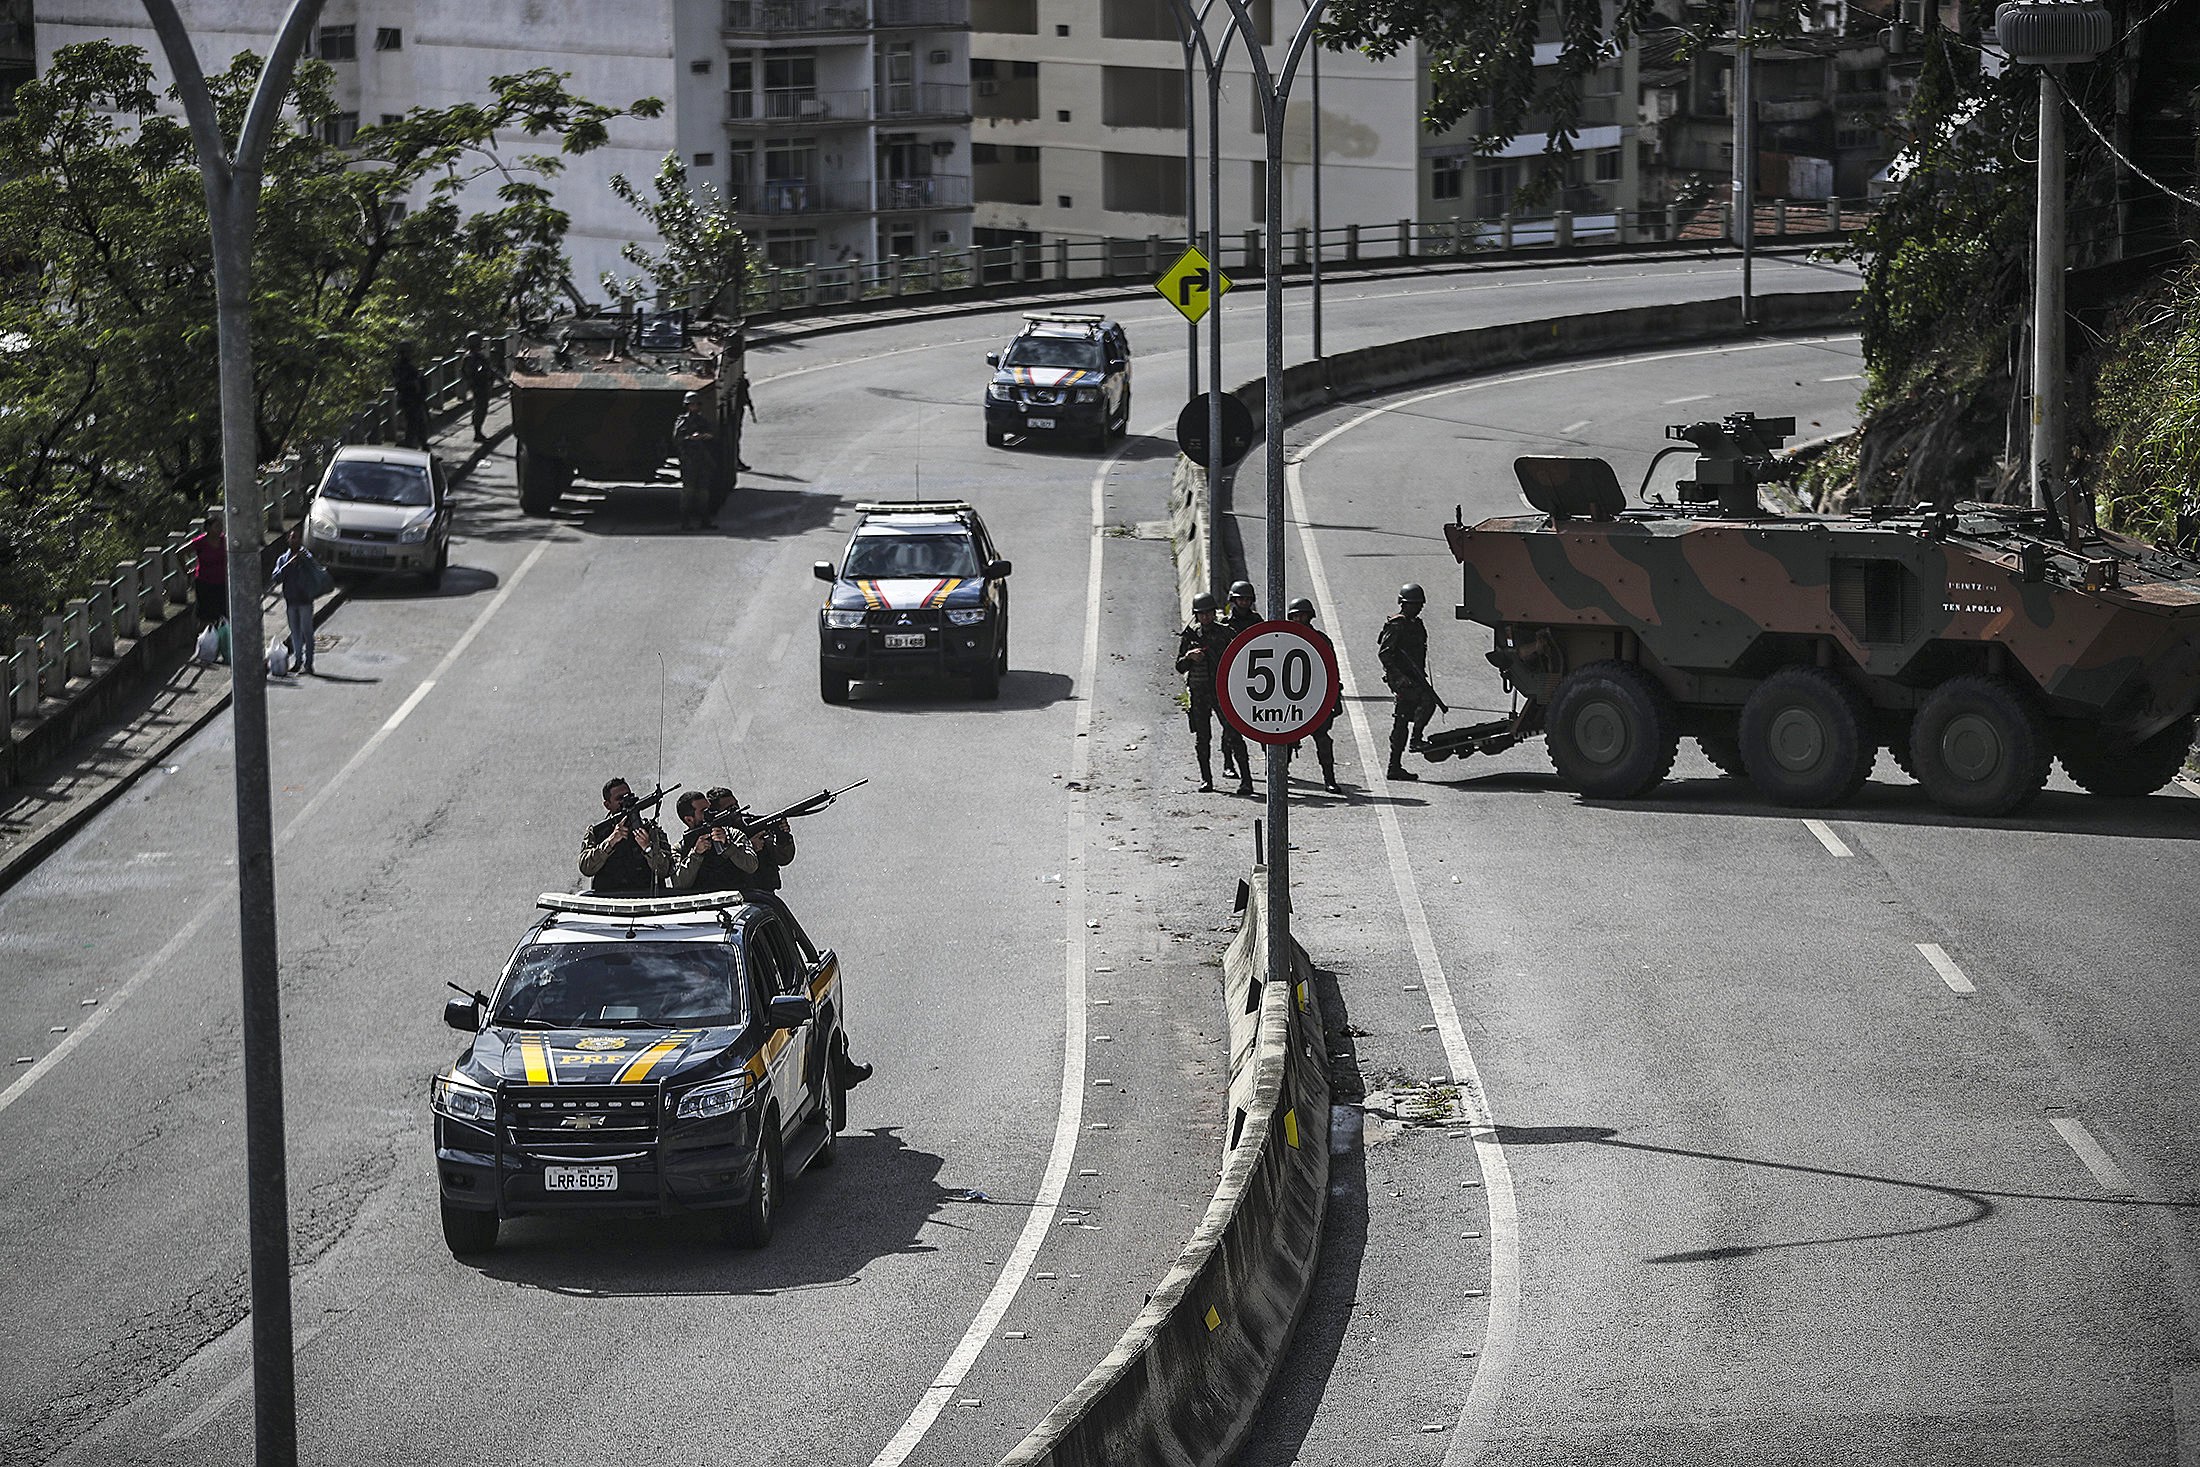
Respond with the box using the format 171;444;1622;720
986;559;1012;579
443;995;482;1032
1108;358;1126;372
766;993;815;1031
984;351;1001;368
812;561;836;582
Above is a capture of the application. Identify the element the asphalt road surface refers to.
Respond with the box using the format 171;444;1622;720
1236;337;2200;1466
1;253;1863;1466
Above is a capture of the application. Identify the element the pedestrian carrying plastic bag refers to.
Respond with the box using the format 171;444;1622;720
267;639;291;678
194;625;220;664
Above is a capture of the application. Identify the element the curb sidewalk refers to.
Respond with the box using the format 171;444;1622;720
0;412;509;898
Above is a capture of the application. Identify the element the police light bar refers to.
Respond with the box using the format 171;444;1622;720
536;892;745;919
1022;312;1104;326
853;500;975;516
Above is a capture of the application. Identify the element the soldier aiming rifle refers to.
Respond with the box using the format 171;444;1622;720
579;777;674;894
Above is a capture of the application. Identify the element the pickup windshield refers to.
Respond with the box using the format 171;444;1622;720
1004;337;1103;371
492;942;744;1029
842;532;980;580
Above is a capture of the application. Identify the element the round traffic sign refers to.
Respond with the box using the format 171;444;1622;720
1214;619;1341;746
1175;392;1256;468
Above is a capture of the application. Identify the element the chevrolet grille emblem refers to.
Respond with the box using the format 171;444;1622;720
560;1114;608;1130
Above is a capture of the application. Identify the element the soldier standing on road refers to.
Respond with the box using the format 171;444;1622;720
671;791;758;892
1285;597;1341;792
461;332;496;441
1378;583;1446;781
392;342;430;451
1218;580;1260;780
673;391;719;532
579;777;671;895
1175;592;1253;796
732;372;758;472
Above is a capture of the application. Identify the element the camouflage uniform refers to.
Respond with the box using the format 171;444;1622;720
579;814;672;895
1175;616;1250;792
1218;593;1258;776
672;406;718;529
1378;611;1439;773
672;820;759;893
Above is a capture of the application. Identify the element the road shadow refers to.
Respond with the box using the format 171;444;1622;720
468;1127;967;1296
1593;774;2200;842
841;668;1076;712
334;565;501;602
1488;1123;2199;1263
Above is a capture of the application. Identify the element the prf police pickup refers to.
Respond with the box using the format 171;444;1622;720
431;891;855;1256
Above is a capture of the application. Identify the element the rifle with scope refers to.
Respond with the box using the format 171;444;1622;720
715;779;869;833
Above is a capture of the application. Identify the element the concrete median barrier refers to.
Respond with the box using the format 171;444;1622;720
1000;874;1329;1467
1173;288;1861;615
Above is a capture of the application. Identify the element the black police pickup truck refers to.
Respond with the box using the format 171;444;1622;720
983;312;1131;450
814;500;1012;703
431;891;853;1255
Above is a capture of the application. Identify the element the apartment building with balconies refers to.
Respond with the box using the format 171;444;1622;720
970;0;1421;253
31;0;971;287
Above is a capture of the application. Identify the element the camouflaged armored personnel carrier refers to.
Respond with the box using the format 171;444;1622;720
1429;412;2200;816
506;312;744;515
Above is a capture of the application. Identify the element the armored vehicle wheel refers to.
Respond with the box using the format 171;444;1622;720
2058;715;2195;797
724;1129;779;1249
439;1199;497;1257
1547;660;1679;799
1738;667;1873;807
1696;728;1746;778
1911;675;2050;816
820;666;850;704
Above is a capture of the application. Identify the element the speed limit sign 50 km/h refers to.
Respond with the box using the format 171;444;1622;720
1215;620;1342;746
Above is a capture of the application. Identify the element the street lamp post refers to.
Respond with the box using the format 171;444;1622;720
1732;1;1756;326
1218;0;1328;999
1177;1;1211;397
139;4;326;1464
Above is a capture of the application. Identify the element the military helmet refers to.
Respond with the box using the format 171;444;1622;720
1397;583;1426;606
1228;580;1255;600
1286;596;1315;619
1191;591;1218;613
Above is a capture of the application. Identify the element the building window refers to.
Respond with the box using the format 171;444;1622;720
1477;163;1508;217
1057;109;1071;122
1594;149;1621;182
317;25;356;61
973;0;1039;33
374;27;402;52
320;111;359;146
380;113;401;127
972;142;999;163
691;58;713;74
1430;155;1465;200
694;152;715;166
1059;194;1073;207
1104;151;1186;215
1102;66;1185;130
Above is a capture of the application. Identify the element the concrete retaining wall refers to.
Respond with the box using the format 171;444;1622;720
1177;288;1862;617
1000;874;1329;1467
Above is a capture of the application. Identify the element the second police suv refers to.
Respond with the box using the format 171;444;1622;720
982;312;1132;451
814;501;1013;702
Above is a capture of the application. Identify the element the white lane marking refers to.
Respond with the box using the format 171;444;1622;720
1285;456;1523;1467
1802;818;1853;857
0;538;551;1120
2173;1371;2200;1467
1664;393;1713;404
1915;942;1976;994
769;630;793;664
866;426;1137;1467
159;1322;329;1443
2049;1116;2136;1196
1558;419;1590;435
1820;373;1863;382
1280;336;1858;1466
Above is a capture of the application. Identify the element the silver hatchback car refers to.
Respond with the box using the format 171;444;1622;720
305;445;453;589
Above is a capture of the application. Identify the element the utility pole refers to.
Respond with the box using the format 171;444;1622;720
140;5;325;1464
1310;25;1324;361
1731;0;1756;325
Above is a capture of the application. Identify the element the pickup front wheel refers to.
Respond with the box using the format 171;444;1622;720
724;1130;779;1249
440;1200;497;1258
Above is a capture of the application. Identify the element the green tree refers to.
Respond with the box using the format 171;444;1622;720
0;40;661;641
601;154;749;315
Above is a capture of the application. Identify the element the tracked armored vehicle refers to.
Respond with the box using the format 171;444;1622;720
1429;412;2200;815
506;312;744;516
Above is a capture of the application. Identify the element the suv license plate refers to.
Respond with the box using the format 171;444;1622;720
1025;416;1055;429
544;1166;618;1192
884;632;925;649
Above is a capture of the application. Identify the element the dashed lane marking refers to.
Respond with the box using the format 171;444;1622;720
0;538;551;1121
1915;942;1976;994
1664;393;1713;404
2049;1116;2136;1196
1558;420;1590;435
1820;373;1863;382
1803;819;1853;857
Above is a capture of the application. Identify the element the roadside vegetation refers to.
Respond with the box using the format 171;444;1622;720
0;41;659;646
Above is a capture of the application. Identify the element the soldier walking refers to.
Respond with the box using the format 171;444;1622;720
461;332;496;441
1378;583;1445;781
1285;597;1341;792
392;342;430;450
1175;592;1252;795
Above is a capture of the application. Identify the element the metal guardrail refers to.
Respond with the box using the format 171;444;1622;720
737;196;1871;315
1;347;477;746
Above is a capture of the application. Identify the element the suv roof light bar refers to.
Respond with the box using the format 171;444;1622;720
536;891;751;919
852;500;975;515
1021;312;1104;326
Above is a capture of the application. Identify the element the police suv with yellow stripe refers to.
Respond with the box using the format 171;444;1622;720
983;312;1131;450
814;500;1012;703
431;891;854;1256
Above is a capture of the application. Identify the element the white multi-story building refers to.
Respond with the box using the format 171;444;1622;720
32;0;972;287
969;0;1422;252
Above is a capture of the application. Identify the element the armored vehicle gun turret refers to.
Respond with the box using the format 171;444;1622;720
1429;411;2200;815
506;310;744;516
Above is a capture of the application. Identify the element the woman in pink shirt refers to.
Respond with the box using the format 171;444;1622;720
188;509;227;628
